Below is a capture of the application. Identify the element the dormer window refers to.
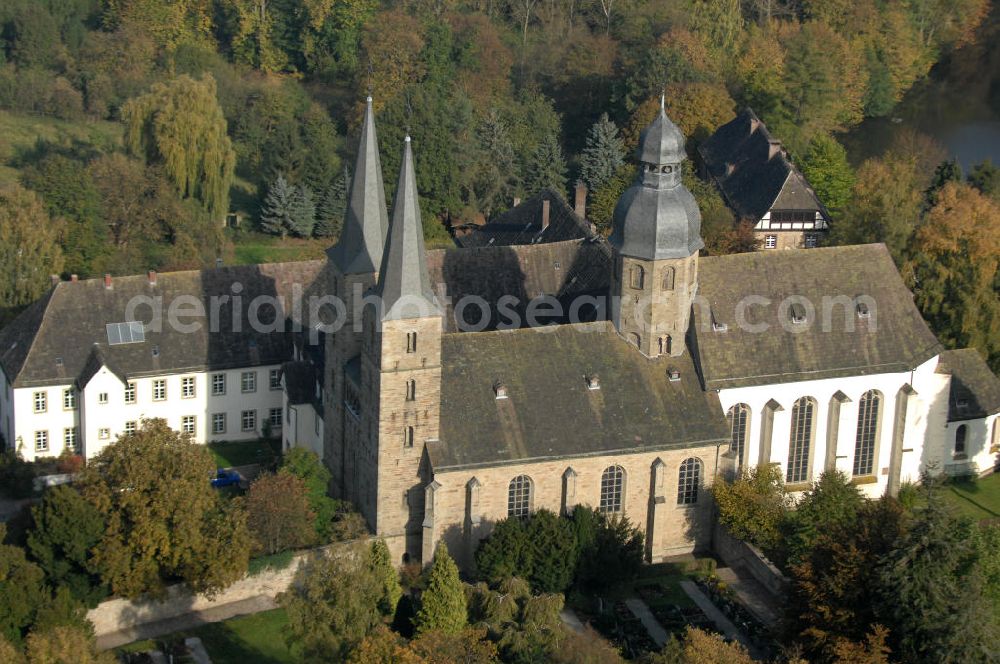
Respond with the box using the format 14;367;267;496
586;374;600;390
667;368;681;382
789;303;807;325
494;380;508;399
856;301;871;319
956;398;969;414
660;165;673;174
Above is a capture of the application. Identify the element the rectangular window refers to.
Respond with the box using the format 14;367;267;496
212;413;226;435
98;428;110;440
153;379;166;401
804;233;818;248
765;234;777;249
98;392;109;405
125;421;137;435
63;427;78;453
241;371;256;393
269;369;281;390
125;382;136;404
269;408;282;427
63;389;76;410
241;410;257;432
181;376;196;399
33;391;47;413
181;415;196;434
212;373;226;396
34;430;48;453
406;332;417;354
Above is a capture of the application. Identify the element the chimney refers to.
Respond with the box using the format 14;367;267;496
147;270;157;286
513;196;521;207
70;274;78;283
103;274;112;290
541;199;551;231
49;274;59;287
574;182;587;219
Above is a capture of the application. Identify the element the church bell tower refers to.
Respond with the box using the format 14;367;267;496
609;97;703;358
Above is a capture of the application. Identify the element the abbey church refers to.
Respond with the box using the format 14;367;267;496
2;98;998;569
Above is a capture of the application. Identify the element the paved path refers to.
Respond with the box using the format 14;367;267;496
96;594;277;651
624;598;670;648
560;608;586;633
716;566;781;627
679;581;751;648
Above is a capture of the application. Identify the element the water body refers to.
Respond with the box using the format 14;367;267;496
841;21;1000;171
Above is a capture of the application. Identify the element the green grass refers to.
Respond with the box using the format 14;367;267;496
248;550;295;576
117;609;296;664
0;110;122;186
208;438;282;468
936;472;1000;522
229;230;330;265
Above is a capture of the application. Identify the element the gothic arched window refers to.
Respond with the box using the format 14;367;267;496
507;475;533;518
403;426;414;448
955;424;968;456
677;458;702;505
628;332;640;348
727;404;751;469
852;390;882;477
662;267;675;291
630;265;644;290
599;465;625;513
787;397;816;483
405;379;416;401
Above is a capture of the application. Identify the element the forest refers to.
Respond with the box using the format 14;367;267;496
0;0;997;367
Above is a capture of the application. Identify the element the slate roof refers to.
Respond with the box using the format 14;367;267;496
282;360;319;406
456;189;593;248
0;261;325;388
428;321;729;470
693;244;942;389
936;349;1000;421
699;108;827;222
426;237;613;332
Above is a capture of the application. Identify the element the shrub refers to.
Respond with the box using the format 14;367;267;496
575;510;644;591
712;464;789;556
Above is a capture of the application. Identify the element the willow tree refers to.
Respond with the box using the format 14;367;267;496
122;74;236;220
0;184;64;318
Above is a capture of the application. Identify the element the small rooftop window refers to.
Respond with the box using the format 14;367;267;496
586;374;600;390
789;303;807;325
151;345;160;357
667;369;681;382
856;301;871;319
494;380;508;400
54;357;63;366
956;398;969;413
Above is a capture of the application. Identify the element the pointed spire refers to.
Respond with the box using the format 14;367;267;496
327;96;389;275
376;136;440;321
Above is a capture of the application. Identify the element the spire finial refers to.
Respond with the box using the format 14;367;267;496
660;91;665;112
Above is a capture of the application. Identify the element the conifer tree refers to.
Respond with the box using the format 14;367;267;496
260;174;294;238
414;545;467;636
315;167;349;239
800;134;855;220
288;184;316;237
524;133;567;198
580;114;625;192
368;539;402;616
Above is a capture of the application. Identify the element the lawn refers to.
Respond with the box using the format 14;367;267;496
0;110;122;186
229;230;330;265
117;609;296;664
208;438;282;468
936;472;1000;522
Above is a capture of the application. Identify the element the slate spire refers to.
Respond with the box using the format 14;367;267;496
327;96;389;274
376;136;440;320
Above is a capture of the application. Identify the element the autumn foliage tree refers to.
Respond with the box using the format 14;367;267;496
245;473;317;556
79;419;250;598
0;185;64;321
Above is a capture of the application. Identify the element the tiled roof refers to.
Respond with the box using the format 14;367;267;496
456;189;592;248
429;321;728;470
0;261;325;388
937;349;1000;421
693;244;942;389
282;360;319;406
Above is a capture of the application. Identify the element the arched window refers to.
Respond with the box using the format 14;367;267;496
403;426;414;448
787;397;816;483
852;390;882;477
658;336;672;355
630;265;644;290
507;475;532;518
405;380;416;401
599;465;625;513
677;458;702;505
955;424;967;456
662;267;675;291
628;332;640;348
406;332;417;353
727;404;751;469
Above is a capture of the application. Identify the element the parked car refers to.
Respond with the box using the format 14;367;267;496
210;468;242;488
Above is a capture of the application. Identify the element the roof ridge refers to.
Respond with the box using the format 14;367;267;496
58;259;327;287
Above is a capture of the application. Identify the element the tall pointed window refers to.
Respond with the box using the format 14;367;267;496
955;424;967;456
787;397;816;484
405;379;416;401
403;426;414;448
630;265;644;290
406;332;417;353
599;465;625;513
662;267;675;290
677;458;702;505
727;404;751;470
507;475;532;518
852;390;882;477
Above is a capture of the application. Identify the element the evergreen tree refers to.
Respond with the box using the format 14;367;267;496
800;134;855;220
315;167;349;239
524;133;567;198
968;159;1000;200
368;539;402;616
863;51;896;118
471;110;519;218
260;174;295;238
279;448;339;541
475;517;532;585
525;510;577;594
783;470;865;567
925;158;963;209
288;184;316;237
0;525;47;645
415;545;468;636
580;114;625;193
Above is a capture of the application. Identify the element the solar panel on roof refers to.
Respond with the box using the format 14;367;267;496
106;322;146;345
